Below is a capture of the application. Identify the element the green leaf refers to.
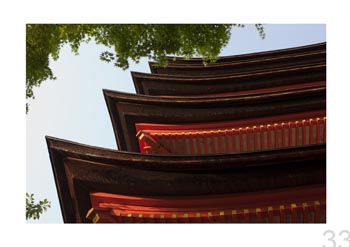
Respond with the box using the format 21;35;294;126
26;24;265;113
26;193;51;220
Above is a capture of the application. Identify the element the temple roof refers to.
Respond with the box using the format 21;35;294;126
136;116;326;155
104;86;325;152
149;42;326;75
132;65;325;96
159;42;326;65
46;42;327;223
46;136;325;223
86;186;326;223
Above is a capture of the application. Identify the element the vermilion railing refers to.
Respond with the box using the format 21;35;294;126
137;116;326;155
86;185;326;223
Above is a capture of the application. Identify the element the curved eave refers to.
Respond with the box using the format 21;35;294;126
104;86;326;106
132;64;326;96
149;50;325;71
162;42;326;65
103;87;326;152
46;136;326;223
149;43;326;76
46;136;326;171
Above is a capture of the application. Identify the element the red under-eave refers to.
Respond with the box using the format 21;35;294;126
87;184;326;223
135;110;326;154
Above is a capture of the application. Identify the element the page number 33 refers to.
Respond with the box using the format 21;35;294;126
323;230;350;247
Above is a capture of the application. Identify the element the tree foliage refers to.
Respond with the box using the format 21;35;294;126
26;193;51;220
26;24;265;112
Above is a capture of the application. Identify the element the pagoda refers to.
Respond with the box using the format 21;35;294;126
47;42;326;223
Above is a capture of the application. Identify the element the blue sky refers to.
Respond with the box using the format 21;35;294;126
26;24;327;223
